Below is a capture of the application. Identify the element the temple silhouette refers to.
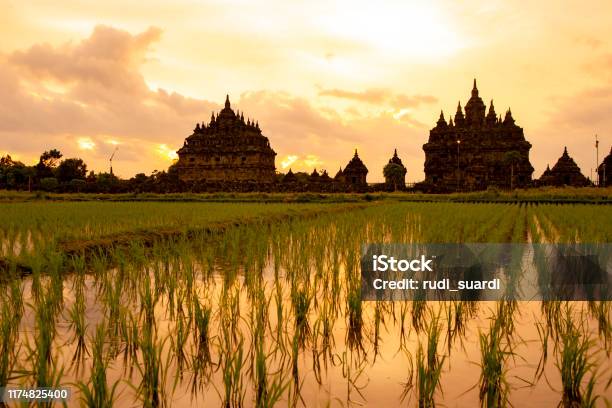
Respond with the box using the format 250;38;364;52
537;147;589;187
421;80;534;192
280;150;369;192
174;84;601;192
597;147;611;187
176;96;276;185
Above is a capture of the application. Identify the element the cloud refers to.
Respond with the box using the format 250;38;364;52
319;88;438;109
582;53;612;83
303;154;323;168
9;25;162;91
0;25;434;181
531;84;612;177
280;155;298;169
0;25;218;177
156;144;178;161
77;137;95;150
236;90;430;180
573;35;603;50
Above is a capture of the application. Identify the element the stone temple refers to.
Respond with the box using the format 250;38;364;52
422;80;534;191
539;147;590;187
597;146;611;187
176;96;276;184
338;150;368;187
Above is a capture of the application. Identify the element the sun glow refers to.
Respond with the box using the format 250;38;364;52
303;154;323;168
318;2;464;58
157;144;178;160
77;137;96;150
393;108;412;120
281;155;299;169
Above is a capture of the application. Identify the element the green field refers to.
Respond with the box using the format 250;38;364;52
0;201;610;407
1;186;611;204
0;201;368;269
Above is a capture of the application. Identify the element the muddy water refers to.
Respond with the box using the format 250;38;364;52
3;210;611;407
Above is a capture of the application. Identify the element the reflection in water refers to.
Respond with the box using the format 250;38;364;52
0;204;610;407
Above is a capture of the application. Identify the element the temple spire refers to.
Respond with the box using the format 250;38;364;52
503;108;515;125
225;94;230;109
437;110;447;127
472;78;478;96
486;100;497;124
454;101;465;126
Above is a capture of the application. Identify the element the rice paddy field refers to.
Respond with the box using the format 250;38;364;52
0;200;610;407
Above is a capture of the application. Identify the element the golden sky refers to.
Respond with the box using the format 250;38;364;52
1;0;611;182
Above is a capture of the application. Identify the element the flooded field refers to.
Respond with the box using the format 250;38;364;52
0;202;610;407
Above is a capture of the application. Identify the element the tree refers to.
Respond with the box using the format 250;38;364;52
56;158;87;182
69;178;86;192
36;149;63;179
0;155;31;189
503;151;522;190
0;154;15;168
131;173;149;184
40;177;59;191
383;163;407;191
95;173;119;193
21;166;36;192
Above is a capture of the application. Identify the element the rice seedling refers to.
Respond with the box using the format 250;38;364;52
587;300;611;351
67;277;88;370
478;311;515;407
118;307;140;376
414;310;445;408
134;322;171;408
556;306;602;408
291;288;312;348
193;296;213;367
338;349;368;407
171;295;191;379
220;334;246;408
75;323;120;407
346;285;364;352
0;281;22;389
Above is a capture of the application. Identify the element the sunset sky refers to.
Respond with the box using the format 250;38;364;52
1;0;611;182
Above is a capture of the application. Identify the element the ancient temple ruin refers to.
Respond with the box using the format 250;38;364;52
597;146;611;187
539;147;590;187
422;80;533;191
341;150;368;188
175;96;276;185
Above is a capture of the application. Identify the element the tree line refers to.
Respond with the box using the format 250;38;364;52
0;150;180;193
